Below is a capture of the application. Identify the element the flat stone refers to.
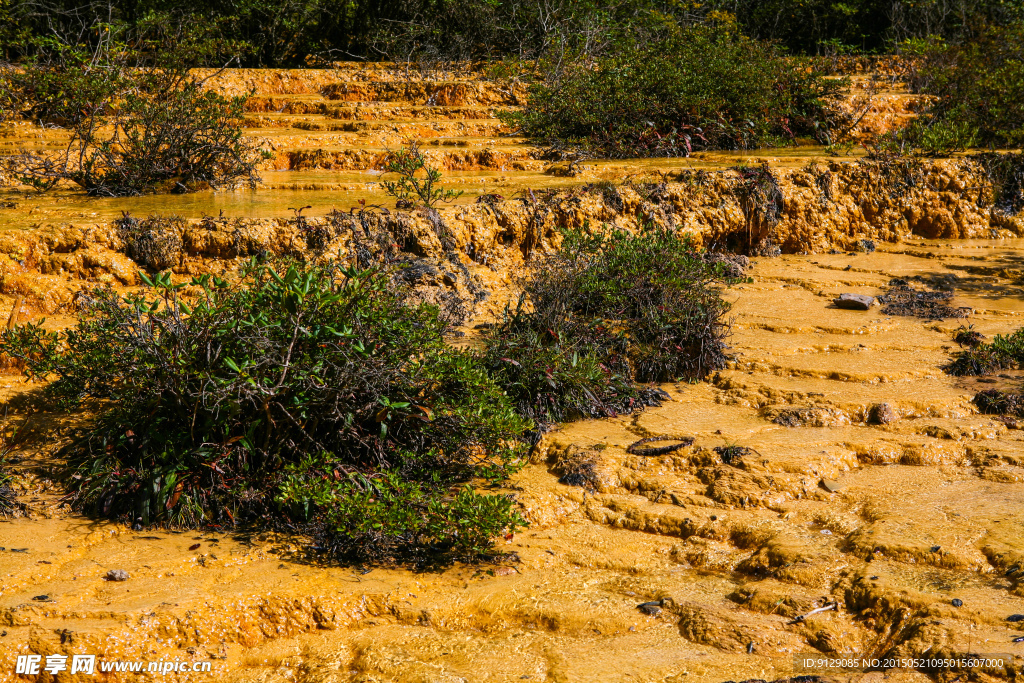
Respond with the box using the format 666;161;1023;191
104;569;129;582
820;478;842;493
834;293;875;310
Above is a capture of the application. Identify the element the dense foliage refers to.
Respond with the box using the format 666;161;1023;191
2;0;1022;67
481;224;734;424
504;29;846;156
909;23;1024;149
1;261;529;564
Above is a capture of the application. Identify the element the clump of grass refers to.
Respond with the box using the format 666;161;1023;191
1;259;530;565
948;327;1024;376
733;163;785;254
116;213;185;271
480;224;734;424
552;446;600;489
974;389;1024;416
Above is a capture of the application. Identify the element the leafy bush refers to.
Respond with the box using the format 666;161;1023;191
872;117;979;157
503;28;847;157
2;260;529;564
911;23;1024;148
480;224;734;423
0;52;125;126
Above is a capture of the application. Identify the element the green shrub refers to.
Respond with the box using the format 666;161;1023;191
913;23;1024;148
502;28;847;157
873;117;979;157
382;143;463;209
0;53;125;126
948;326;1024;375
481;224;734;423
2;260;529;564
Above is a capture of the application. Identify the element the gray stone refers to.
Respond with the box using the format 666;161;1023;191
104;569;129;582
820;478;842;493
834;293;875;310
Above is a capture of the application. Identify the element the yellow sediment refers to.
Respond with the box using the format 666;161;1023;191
0;66;1023;683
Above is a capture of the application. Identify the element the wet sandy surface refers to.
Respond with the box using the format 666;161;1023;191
0;67;906;231
3;239;1024;681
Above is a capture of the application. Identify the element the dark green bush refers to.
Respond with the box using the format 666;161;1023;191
481;224;734;424
503;28;847;157
2;260;529;564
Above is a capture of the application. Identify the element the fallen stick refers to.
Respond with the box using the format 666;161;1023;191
789;602;837;624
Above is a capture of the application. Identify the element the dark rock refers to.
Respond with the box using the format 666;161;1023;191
1008;614;1024;622
637;600;663;616
952;598;963;607
32;595;49;601
870;402;898;425
104;569;129;582
834;293;875;310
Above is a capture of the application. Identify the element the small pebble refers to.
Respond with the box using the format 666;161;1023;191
1015;637;1024;643
32;595;48;601
1008;614;1024;622
930;546;941;553
104;569;129;582
869;576;879;580
747;642;755;654
951;598;963;607
189;543;201;551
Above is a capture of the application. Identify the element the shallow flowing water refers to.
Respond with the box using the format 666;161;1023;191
1;67;1021;683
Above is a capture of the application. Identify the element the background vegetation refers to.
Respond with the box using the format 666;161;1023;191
2;0;1022;67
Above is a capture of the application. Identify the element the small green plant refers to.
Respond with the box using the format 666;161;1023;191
481;224;735;424
381;143;463;209
2;259;529;564
973;389;1024;416
948;326;1024;376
